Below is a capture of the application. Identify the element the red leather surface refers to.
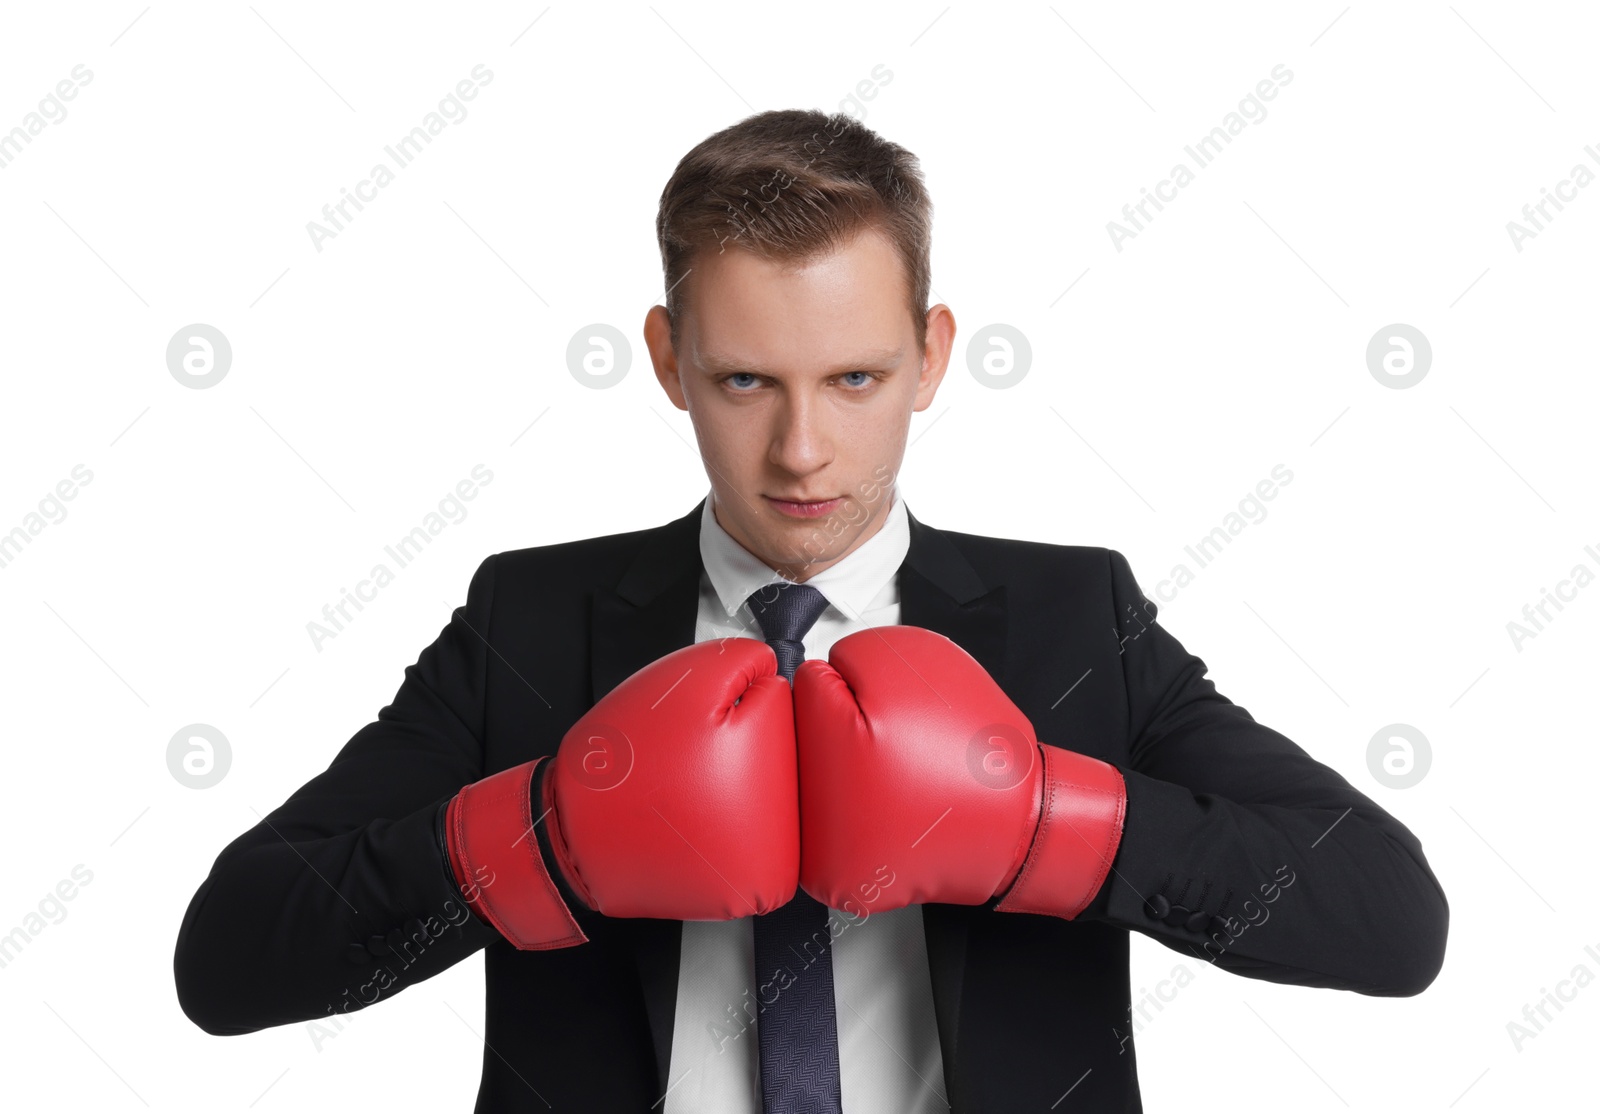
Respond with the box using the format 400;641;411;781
995;743;1126;920
793;625;1045;913
445;757;587;950
551;637;800;920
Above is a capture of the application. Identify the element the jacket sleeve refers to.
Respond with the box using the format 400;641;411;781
1076;549;1449;996
173;554;505;1035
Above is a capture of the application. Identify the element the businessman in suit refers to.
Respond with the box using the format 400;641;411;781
175;109;1448;1112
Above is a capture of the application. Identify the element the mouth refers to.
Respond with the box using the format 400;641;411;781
764;495;844;519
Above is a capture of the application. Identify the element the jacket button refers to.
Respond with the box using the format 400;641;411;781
1163;904;1190;928
1185;910;1211;933
1208;915;1230;937
345;944;370;965
365;935;390;956
1144;894;1170;919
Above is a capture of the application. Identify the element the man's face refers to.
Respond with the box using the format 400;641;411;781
646;228;954;582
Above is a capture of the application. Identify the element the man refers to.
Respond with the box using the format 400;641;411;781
175;109;1448;1112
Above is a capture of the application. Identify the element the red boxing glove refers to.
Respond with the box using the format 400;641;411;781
793;625;1126;920
445;637;800;949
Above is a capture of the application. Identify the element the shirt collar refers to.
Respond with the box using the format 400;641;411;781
699;486;909;625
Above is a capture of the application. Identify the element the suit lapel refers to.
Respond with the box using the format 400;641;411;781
590;498;707;707
898;507;1006;1106
593;497;1005;1103
590;498;707;1097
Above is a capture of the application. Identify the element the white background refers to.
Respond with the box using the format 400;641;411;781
1;2;1594;1110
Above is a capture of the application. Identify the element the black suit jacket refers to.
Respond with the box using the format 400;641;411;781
175;499;1448;1111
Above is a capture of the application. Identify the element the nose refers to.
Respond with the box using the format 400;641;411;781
768;391;833;477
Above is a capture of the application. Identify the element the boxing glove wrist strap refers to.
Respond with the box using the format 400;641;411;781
995;744;1127;920
443;757;588;950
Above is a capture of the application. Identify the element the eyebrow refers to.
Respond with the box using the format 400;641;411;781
698;347;905;376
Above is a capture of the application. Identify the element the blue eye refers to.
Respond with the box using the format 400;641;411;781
720;370;876;391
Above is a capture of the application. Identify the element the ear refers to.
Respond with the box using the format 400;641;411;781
913;304;955;412
644;304;688;411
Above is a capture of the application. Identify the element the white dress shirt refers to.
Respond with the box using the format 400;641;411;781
663;487;949;1113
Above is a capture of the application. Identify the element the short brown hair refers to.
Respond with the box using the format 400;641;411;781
655;109;933;353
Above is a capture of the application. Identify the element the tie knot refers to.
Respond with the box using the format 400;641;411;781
745;582;830;683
